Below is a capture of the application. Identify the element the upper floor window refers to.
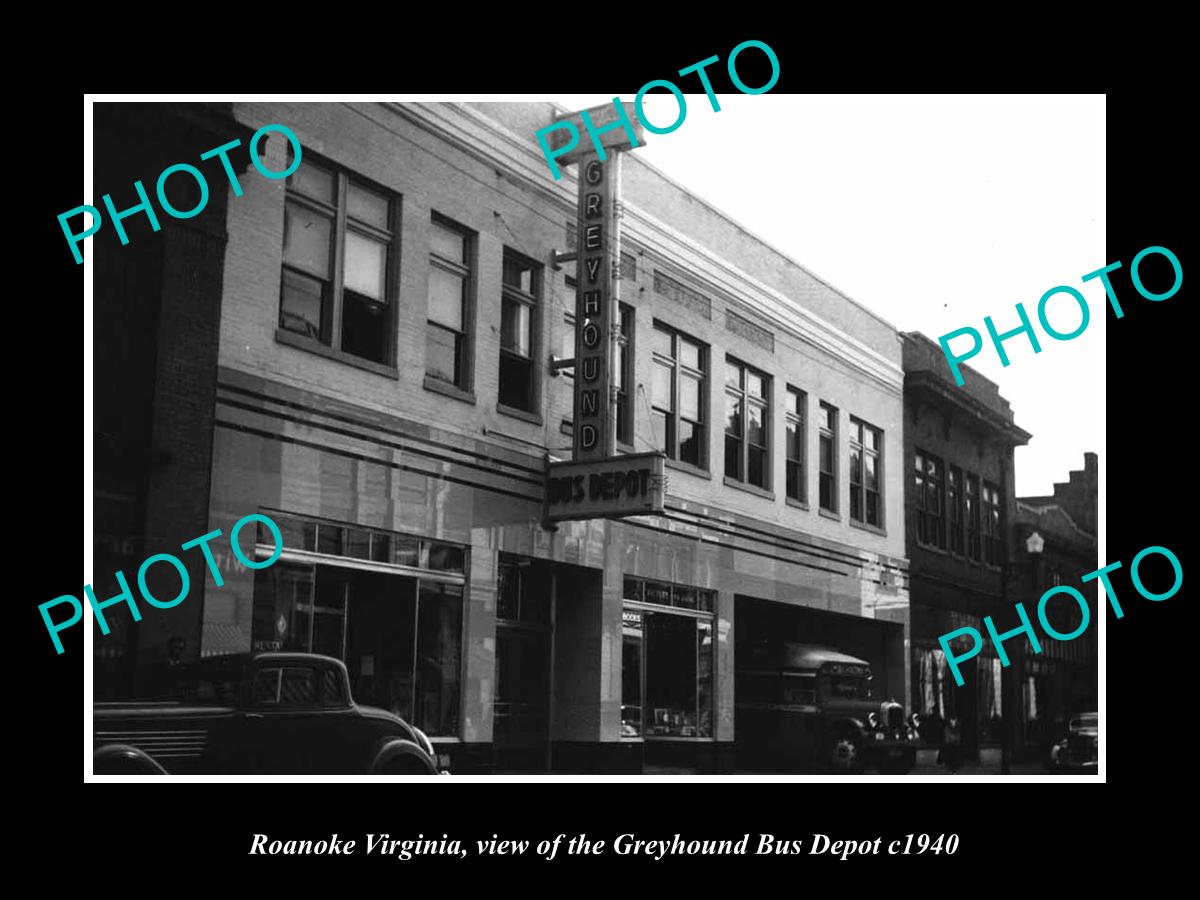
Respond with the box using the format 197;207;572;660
426;215;474;390
563;304;634;446
499;250;541;413
818;403;838;513
280;158;396;366
651;323;707;467
982;481;1002;566
725;358;770;489
914;450;944;547
947;465;964;555
615;304;634;446
849;418;883;528
965;474;981;560
785;387;806;503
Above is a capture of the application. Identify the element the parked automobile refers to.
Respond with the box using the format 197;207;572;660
93;652;449;775
1047;711;1098;774
736;643;921;774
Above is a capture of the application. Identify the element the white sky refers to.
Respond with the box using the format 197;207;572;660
550;93;1105;498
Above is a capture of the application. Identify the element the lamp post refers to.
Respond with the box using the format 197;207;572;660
1005;530;1044;774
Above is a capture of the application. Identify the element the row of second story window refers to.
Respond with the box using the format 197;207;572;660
277;156;546;415
650;322;884;530
914;449;1002;565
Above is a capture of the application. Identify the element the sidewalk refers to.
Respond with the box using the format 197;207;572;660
910;747;1049;776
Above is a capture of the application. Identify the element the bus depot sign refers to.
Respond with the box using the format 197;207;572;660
544;453;666;523
542;102;662;523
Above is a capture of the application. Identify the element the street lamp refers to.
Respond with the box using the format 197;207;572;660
1003;530;1043;774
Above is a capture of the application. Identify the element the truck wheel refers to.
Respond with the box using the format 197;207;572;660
878;749;916;775
825;731;865;774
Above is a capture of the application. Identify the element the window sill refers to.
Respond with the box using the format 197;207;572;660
849;518;888;538
497;403;543;426
666;459;711;480
723;476;775;501
818;507;841;522
785;497;809;511
275;328;399;379
917;541;950;556
423;375;476;405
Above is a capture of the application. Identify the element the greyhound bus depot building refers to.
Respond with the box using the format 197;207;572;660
95;101;911;774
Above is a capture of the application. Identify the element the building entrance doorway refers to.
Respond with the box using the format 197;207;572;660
493;554;552;772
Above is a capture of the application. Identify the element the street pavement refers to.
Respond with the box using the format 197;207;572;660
909;748;1050;776
643;748;1057;776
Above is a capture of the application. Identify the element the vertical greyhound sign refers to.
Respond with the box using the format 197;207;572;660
545;102;644;462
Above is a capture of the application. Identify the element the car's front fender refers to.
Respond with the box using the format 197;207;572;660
368;738;438;775
94;743;170;775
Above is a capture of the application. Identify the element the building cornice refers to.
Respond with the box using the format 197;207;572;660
906;370;1032;446
379;101;903;393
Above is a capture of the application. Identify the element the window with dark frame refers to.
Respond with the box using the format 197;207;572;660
621;577;716;740
982;481;1002;566
650;322;706;467
947;465;964;554
914;450;945;547
818;402;838;512
561;304;633;446
616;304;634;446
725;357;770;489
280;156;396;366
849;417;883;527
965;473;981;560
499;250;541;413
249;515;466;736
785;387;806;503
426;215;473;390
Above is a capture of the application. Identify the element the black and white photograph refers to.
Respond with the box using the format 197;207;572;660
72;93;1118;781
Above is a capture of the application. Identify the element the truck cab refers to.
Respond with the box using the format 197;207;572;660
736;642;920;774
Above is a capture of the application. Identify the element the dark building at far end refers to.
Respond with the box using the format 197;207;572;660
901;332;1031;762
1012;453;1098;757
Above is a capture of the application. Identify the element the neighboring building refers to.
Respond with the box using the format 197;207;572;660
93;101;911;773
1011;453;1098;758
901;333;1031;760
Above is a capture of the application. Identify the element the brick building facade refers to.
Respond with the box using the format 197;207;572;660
1011;454;1098;757
901;332;1031;760
93;101;913;773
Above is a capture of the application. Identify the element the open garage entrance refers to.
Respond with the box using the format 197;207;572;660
734;595;907;772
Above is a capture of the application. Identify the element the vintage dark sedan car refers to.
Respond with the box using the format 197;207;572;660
1048;711;1098;774
93;652;449;775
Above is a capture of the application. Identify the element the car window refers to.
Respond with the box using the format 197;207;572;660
280;667;319;706
251;668;283;706
827;675;871;700
781;673;817;705
322;668;348;708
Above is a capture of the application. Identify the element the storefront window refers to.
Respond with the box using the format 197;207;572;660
622;577;716;740
251;517;466;738
416;582;462;737
621;623;642;737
